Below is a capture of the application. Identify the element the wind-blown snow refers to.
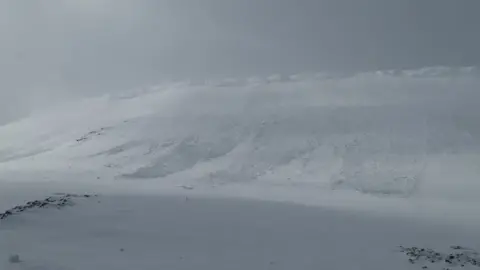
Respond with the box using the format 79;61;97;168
1;67;479;202
1;67;480;269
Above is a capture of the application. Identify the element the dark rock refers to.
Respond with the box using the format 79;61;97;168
0;193;95;221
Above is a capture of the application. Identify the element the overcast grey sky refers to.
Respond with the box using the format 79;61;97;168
1;0;479;123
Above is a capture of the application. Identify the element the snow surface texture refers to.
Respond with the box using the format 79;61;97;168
1;67;480;269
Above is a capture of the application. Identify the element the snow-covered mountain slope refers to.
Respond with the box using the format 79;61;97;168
1;67;480;270
1;67;480;211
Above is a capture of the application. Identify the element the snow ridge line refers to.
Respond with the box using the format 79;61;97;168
0;193;96;220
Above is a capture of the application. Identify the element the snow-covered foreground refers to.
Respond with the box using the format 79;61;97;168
2;194;480;270
1;67;480;269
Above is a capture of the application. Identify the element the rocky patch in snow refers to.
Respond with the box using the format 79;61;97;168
0;193;95;220
76;127;111;142
400;246;480;269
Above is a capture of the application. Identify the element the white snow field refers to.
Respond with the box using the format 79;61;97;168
1;67;480;269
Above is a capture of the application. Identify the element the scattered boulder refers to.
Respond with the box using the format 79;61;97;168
8;254;20;264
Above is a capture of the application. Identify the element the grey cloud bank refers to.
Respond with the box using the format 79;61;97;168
1;0;479;123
